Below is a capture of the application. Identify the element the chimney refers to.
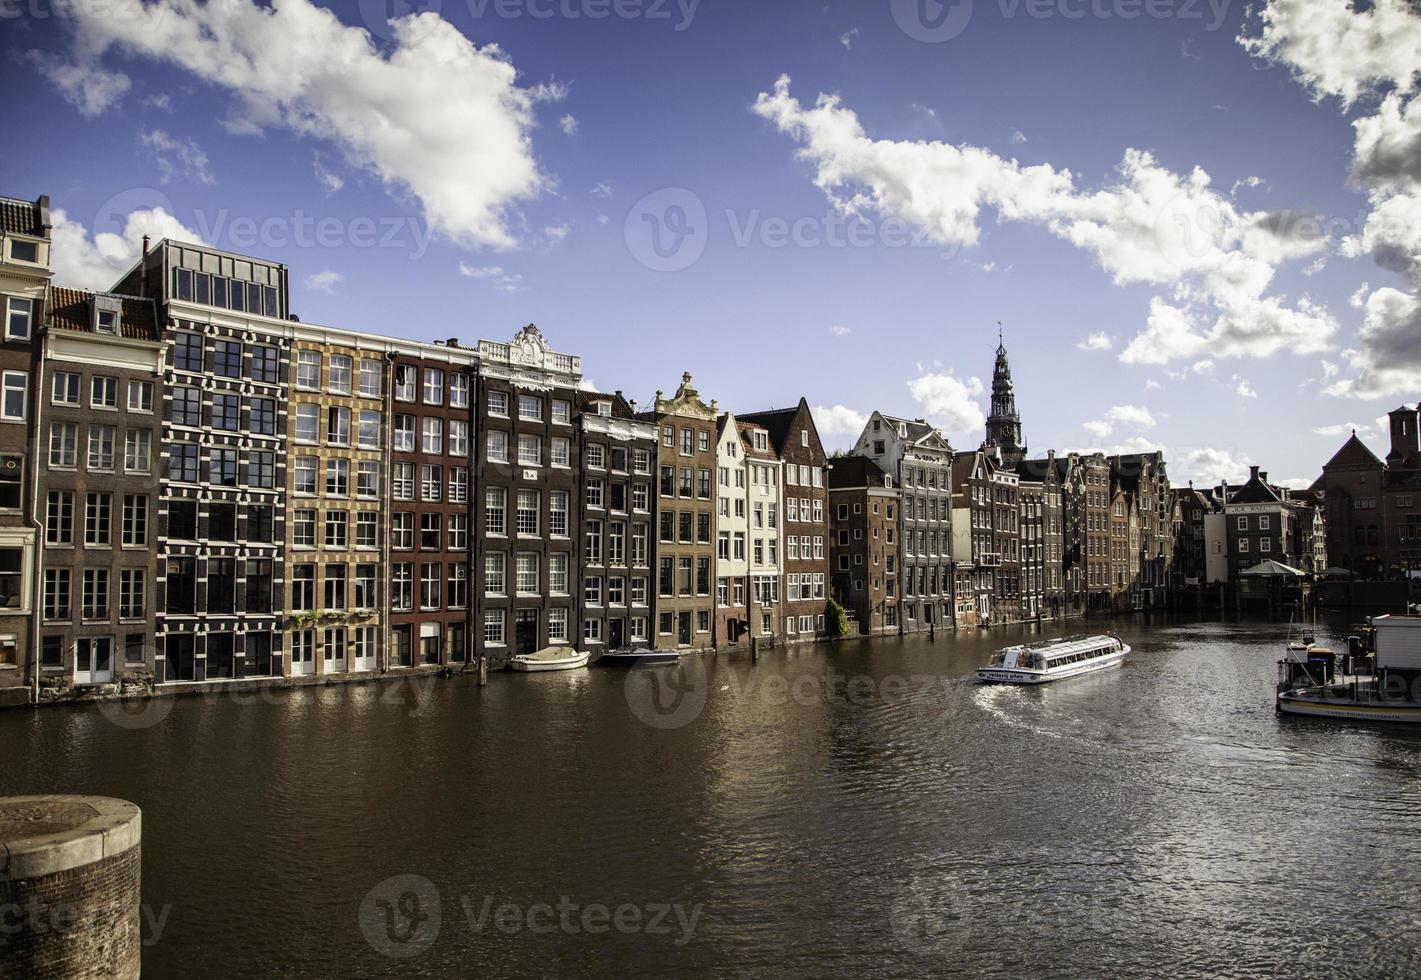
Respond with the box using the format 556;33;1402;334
1248;465;1260;481
1260;471;1268;484
447;338;459;348
37;194;51;235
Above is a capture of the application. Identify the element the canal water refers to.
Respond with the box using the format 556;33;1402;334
4;614;1421;978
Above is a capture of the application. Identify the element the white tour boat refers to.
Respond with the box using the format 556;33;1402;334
509;648;590;673
977;634;1129;685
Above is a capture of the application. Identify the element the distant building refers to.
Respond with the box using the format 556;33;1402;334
852;412;953;631
827;455;900;635
982;331;1026;466
1316;410;1421;579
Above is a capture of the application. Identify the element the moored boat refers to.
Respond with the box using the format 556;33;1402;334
595;648;679;668
977;634;1129;685
1277;614;1421;724
509;649;590;672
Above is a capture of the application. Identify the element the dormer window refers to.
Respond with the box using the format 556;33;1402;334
93;296;122;336
595;401;611;417
9;240;37;264
754;431;768;451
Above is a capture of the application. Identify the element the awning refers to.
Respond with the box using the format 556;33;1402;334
1240;559;1306;577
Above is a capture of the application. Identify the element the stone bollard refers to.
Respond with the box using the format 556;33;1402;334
0;795;142;979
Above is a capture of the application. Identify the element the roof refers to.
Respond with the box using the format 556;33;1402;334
736;421;779;461
826;454;891;489
738;404;800;454
48;286;159;341
0;195;47;238
1321;432;1383;470
1230;473;1281;505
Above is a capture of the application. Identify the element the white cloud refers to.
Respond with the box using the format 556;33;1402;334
839;28;858;50
1075;331;1114;351
1327;286;1421;397
26;52;130;118
906;371;985;436
50;206;205;292
1191;359;1215;374
140;129;214;185
1144;379;1163;390
752;76;1335;368
140;92;173;113
1178;446;1254;487
1275;476;1315;490
312;154;344;195
1312;421;1375;437
458;261;524;292
591;182;614;198
560;113;578;135
829;324;851;337
1234;375;1258;398
1010;129;1028;145
1230;175;1267;195
305;269;343;293
812;404;867;436
1082;404;1157;439
46;0;552;249
542;223;571;247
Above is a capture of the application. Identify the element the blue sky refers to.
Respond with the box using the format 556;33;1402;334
5;0;1419;486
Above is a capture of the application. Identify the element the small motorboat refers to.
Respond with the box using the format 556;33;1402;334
595;648;679;668
509;648;590;672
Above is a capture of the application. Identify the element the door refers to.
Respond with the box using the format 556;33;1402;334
678;611;692;646
352;627;377;672
75;637;113;685
323;628;347;674
291;630;314;677
515;610;538;654
609;618;625;650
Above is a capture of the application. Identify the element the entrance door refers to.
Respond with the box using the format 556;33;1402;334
291;630;314;677
609;618;625;650
351;627;377;672
75;637;113;685
678;611;692;646
515;610;539;654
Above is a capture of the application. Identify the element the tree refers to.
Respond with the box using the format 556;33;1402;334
825;598;850;640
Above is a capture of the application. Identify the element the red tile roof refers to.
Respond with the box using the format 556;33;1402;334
48;286;159;341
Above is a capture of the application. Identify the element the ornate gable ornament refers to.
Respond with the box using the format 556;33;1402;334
654;371;717;420
477;323;582;389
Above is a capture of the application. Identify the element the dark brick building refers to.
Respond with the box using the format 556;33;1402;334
827;455;900;635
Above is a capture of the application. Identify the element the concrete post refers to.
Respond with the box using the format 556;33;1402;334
0;796;142;979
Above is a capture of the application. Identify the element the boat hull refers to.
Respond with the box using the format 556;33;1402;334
977;647;1128;685
1276;692;1421;724
509;651;589;672
596;650;679;668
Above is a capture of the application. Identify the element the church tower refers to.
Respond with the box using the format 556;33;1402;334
983;325;1025;466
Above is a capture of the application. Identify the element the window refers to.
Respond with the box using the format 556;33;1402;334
325;564;348;610
485;552;507;595
293;456;318;495
293;509;317;548
213;341;242;378
394;364;417;402
326;458;350;496
551;437;570;467
486;487;507;535
119;570;146;620
552;399;571;424
423;368;444;405
449;467;468;504
1;371;27;420
167;500;197;539
297;351;321;390
449;420;469;457
392;564;414;611
6;297;33;340
391;512;414;550
123;430;151;474
52;372;80;405
420;464;442;502
447;563;468;610
587;444;606;469
486;430;508;463
584;576;602;605
295;404;319;444
327;407;351;446
246;561;273;613
247;451;275;489
328;355;353;394
487;390;509;416
46;491;74;544
291;565;316;611
357;460;381;498
550;491;569;536
209;449;239;486
121;494;147;546
49;422;77;467
550;553;569;594
359;359;382;398
516;553;539;594
211;393;240;431
356;512;379;549
250;397;277;435
354;564;379;609
8;240;37;263
420;513;441;550
450;372;469;408
422;417;443;454
90;376;117;409
448;514;468;550
518;395;542;420
173;333;203;372
356;410;381;449
420;563;441;609
250;345;279;384
548;607;568;641
82;568;110;620
84;493;112;545
518;434;542;467
516;490;540;535
325;511;349;548
43;568;70;620
484;609;506;645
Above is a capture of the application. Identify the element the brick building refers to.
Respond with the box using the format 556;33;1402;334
35;288;161;696
1317;410;1421;579
827;455;900;635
